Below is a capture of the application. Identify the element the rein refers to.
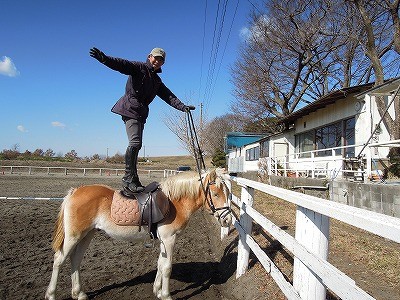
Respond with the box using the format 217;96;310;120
186;110;230;218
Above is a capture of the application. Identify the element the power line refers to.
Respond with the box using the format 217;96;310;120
203;0;229;108
198;0;209;100
200;0;246;114
203;0;223;107
210;0;240;101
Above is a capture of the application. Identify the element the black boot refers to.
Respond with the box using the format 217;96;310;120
122;146;144;197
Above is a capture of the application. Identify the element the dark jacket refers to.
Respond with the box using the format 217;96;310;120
102;56;186;123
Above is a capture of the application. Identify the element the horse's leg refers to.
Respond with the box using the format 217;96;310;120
153;233;176;300
70;230;95;300
45;233;82;300
45;249;67;300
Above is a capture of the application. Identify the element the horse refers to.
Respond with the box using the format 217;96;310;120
45;169;232;300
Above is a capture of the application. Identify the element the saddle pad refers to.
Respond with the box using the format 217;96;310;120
111;191;141;226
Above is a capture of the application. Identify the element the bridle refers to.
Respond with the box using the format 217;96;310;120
203;177;231;221
185;109;231;221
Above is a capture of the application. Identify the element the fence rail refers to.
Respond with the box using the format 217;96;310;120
222;174;400;300
0;166;180;178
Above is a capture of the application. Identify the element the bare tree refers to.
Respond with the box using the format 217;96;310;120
44;149;55;157
347;0;400;143
232;0;345;121
201;114;244;155
231;0;399;123
163;108;207;158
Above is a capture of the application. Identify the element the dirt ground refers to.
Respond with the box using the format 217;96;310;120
0;174;273;300
1;173;399;300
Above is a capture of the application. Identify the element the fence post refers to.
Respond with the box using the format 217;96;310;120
236;184;254;278
293;206;329;300
220;179;231;240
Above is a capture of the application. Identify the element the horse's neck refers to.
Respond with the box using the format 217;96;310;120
174;194;204;220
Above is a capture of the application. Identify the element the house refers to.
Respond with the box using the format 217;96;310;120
225;132;265;174
227;78;400;180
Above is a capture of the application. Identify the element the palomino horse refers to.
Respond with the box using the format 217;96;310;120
45;169;231;300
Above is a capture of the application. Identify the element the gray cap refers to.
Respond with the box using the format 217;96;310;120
150;48;166;60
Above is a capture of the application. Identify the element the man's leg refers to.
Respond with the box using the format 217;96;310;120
122;118;145;195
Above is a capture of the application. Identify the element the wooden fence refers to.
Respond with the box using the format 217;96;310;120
222;174;400;300
0;166;179;178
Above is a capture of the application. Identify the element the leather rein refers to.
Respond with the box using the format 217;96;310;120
185;109;231;220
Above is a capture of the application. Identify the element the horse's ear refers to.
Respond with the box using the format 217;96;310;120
208;169;217;182
215;168;227;176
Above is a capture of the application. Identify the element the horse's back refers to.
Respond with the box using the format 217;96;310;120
65;184;115;233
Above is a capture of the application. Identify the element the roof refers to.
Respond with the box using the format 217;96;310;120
279;82;375;125
356;77;400;98
225;132;265;149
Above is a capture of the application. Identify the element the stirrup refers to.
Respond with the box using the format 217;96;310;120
144;232;155;249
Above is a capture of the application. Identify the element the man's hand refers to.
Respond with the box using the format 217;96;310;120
184;105;196;112
89;47;106;63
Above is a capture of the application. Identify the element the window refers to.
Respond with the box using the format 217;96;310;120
295;117;355;157
246;146;260;161
344;117;355;157
315;122;342;156
260;140;269;158
295;131;314;158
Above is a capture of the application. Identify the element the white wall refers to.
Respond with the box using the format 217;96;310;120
227;82;397;175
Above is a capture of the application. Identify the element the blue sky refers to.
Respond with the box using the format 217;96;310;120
0;0;257;158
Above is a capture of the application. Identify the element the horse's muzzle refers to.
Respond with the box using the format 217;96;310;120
214;207;232;227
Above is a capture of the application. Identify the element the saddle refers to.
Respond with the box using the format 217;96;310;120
111;182;170;236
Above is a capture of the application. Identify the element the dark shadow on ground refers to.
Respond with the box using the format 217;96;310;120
69;253;238;300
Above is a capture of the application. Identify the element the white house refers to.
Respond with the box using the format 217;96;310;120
227;78;400;181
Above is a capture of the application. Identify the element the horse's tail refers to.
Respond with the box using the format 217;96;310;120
51;188;74;252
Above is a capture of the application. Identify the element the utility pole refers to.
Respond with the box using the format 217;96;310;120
200;102;203;129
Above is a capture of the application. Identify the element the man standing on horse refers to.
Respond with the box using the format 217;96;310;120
90;47;195;197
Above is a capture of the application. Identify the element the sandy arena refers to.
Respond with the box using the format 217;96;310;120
0;174;270;300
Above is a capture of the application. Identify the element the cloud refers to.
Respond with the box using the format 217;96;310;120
240;15;272;43
0;56;20;77
17;125;27;132
51;121;66;129
240;27;251;41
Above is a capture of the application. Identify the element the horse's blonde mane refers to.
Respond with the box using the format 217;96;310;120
160;168;227;201
160;171;200;201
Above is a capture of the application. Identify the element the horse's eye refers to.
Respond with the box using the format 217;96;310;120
212;192;219;197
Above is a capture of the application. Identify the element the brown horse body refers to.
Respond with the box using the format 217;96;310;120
45;170;231;300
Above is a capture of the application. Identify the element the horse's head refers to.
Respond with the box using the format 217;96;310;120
202;169;232;227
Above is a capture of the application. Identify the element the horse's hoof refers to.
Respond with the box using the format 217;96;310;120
72;291;88;300
158;292;172;300
78;292;88;300
45;291;55;300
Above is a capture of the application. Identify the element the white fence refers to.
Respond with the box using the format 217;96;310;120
222;174;400;300
0;166;179;178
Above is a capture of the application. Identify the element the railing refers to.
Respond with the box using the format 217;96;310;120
259;139;400;180
222;174;400;300
0;166;180;178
